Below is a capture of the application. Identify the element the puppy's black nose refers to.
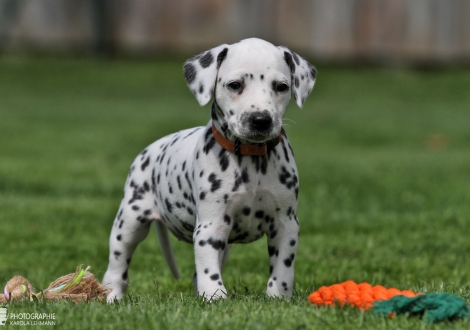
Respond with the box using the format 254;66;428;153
250;113;272;131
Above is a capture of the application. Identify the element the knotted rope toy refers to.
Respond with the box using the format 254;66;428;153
0;265;110;303
309;280;470;323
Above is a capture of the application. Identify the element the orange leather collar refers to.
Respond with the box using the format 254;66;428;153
211;123;282;156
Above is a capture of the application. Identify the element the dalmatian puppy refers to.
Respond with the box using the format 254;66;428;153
103;38;316;301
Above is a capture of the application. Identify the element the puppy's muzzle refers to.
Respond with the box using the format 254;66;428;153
250;112;273;132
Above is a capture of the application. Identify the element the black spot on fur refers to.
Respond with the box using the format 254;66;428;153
136;215;149;223
184;63;197;84
290;239;296;246
204;268;209;274
114;250;121;258
199;51;214;68
232;168;250;191
284;51;296;74
141;156;150;171
282;141;290;163
132;205;139;211
224;214;231;225
199;83;204;94
185;172;193;191
207;238;226;250
287;207;293;216
255;210;264;219
199;191;206;200
309;64;317;79
208;173;222;192
122;270;128;280
203;136;217;154
116;234;122;241
268;245;276;257
210;273;220;281
217;48;229;69
165;198;173;213
260;156;268;174
218;149;230;171
128;183;147;204
170;137;179;146
242;207;251;216
177;175;182;190
284;254;295;267
292;52;300;65
279;166;298;190
251;156;260;172
211;104;218;121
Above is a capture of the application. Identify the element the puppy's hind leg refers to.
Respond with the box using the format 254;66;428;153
103;178;158;302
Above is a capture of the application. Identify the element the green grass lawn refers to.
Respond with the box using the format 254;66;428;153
1;56;470;329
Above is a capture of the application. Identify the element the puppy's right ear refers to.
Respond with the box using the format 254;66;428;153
183;44;230;106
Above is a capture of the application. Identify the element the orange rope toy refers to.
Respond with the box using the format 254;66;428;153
308;280;419;310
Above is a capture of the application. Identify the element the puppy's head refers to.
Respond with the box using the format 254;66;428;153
184;38;316;143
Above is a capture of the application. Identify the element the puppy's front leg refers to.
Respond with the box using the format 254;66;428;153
266;214;300;298
193;216;231;300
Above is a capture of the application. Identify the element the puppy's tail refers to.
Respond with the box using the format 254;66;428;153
155;221;180;280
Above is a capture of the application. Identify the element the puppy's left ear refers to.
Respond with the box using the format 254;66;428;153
278;46;317;108
183;44;230;106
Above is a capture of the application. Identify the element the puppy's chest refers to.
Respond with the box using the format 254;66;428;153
195;154;295;244
225;190;280;244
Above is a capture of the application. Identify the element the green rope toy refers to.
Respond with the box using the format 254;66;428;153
373;293;470;323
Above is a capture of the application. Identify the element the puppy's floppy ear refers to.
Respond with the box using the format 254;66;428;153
278;46;317;108
183;44;230;106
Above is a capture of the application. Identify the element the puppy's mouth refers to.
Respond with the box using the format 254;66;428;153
235;111;280;143
240;131;278;143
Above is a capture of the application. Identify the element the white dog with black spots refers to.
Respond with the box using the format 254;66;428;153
103;38;316;301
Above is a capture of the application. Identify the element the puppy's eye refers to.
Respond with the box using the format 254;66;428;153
227;81;242;91
275;83;289;93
